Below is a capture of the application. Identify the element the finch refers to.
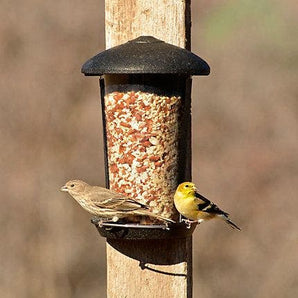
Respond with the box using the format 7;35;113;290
61;180;175;224
174;182;241;230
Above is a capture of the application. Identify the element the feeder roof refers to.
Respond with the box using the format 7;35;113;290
81;36;210;76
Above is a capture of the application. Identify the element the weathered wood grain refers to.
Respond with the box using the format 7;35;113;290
107;237;193;298
105;0;190;49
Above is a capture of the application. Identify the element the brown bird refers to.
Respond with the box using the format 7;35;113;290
61;180;175;225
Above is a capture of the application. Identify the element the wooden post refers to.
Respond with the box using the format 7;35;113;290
107;238;192;297
104;1;193;297
105;0;191;49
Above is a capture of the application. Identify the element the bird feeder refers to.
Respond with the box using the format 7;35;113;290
81;36;209;239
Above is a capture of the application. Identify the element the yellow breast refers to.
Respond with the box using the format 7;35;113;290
174;191;199;220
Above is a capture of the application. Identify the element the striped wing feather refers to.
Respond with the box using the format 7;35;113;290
88;187;148;211
194;191;229;217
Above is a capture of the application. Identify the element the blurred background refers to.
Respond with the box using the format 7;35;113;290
1;0;297;297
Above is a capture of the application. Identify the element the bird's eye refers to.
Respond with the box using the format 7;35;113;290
70;184;75;187
185;184;189;188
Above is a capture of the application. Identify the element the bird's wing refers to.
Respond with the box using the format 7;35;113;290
194;191;229;216
88;187;147;211
96;198;148;211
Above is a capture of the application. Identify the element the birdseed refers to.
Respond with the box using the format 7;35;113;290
104;91;181;220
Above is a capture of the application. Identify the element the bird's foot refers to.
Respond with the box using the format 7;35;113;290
182;219;198;229
91;216;105;227
162;222;170;230
111;216;119;222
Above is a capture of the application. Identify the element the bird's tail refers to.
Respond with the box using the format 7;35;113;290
136;210;176;223
220;215;241;231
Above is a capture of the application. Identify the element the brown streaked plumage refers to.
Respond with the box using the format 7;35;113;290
61;180;175;224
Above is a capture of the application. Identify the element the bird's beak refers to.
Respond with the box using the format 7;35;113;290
60;185;68;192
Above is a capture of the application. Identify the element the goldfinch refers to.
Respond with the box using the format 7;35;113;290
174;182;241;230
61;180;175;225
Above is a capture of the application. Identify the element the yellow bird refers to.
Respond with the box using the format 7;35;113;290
174;182;241;230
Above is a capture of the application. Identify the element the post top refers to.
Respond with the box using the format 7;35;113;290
81;36;210;76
